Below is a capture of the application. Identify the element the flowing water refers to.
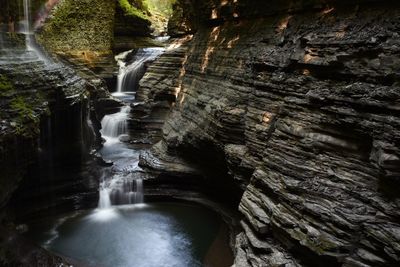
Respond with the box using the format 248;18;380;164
23;45;233;266
97;48;166;208
22;0;51;63
115;48;165;93
99;105;143;207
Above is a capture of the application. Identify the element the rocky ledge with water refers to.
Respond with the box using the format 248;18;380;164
0;29;112;265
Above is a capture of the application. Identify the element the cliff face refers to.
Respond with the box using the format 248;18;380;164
0;32;108;219
140;0;400;266
0;32;102;265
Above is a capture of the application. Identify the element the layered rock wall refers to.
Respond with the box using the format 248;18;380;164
0;33;102;218
0;32;101;266
141;0;400;266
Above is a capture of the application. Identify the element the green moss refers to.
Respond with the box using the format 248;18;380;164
10;96;41;138
39;0;115;53
118;0;151;21
0;75;15;97
146;0;176;17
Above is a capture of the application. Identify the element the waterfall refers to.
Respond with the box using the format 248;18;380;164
97;47;166;210
98;175;144;208
99;186;112;209
109;176;144;205
100;106;131;139
115;48;165;93
23;0;50;63
98;106;144;208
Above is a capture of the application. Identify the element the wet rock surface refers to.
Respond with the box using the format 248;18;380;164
0;225;73;267
0;32;103;266
139;0;400;266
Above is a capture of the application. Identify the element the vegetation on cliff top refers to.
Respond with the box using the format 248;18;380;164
118;0;176;19
119;0;151;21
118;0;176;34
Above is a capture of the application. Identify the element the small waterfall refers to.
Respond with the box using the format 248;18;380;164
98;175;144;208
115;48;165;93
109;177;144;205
100;106;131;138
23;0;31;36
98;186;112;209
23;0;50;63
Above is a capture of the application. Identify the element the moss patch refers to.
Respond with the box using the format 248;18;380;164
0;75;15;97
146;0;176;17
38;0;116;54
9;95;42;138
118;0;151;21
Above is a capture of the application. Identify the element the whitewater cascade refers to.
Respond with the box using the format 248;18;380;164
98;105;144;208
97;47;165;209
115;48;165;93
100;106;131;139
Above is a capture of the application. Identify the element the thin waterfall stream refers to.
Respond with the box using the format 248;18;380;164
22;0;51;63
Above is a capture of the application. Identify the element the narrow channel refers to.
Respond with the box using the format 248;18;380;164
25;46;233;267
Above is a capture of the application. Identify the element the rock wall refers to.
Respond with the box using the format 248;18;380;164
140;0;400;266
0;32;101;211
0;32;102;265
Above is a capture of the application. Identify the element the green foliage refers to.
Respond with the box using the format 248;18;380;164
146;0;177;17
118;0;151;21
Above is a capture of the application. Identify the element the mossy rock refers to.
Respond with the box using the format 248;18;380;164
118;0;151;21
38;0;116;54
0;75;15;97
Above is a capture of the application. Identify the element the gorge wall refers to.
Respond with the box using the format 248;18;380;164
139;0;400;266
0;31;106;266
0;0;399;266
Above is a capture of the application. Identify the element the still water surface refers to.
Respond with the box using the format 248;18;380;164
27;202;232;267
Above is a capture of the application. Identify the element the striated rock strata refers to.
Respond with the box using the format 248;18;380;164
139;0;400;266
0;33;105;266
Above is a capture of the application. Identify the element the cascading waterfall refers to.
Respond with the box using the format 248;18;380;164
109;175;144;205
99;106;144;208
115;48;165;93
100;106;131;139
97;47;165;210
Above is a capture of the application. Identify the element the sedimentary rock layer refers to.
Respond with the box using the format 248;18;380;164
140;0;400;266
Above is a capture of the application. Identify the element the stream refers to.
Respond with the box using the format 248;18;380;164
24;45;233;266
